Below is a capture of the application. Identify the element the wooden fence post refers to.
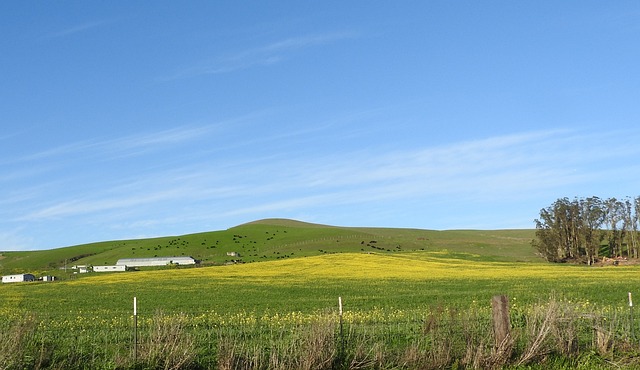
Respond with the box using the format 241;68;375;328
492;295;511;347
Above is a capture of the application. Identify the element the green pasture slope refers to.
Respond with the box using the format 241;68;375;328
5;220;640;369
0;218;539;277
6;218;636;316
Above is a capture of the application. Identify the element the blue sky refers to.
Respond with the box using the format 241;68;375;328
2;2;640;250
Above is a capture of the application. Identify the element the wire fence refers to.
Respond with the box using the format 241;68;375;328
2;296;640;369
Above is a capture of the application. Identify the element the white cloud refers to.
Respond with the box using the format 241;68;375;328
164;31;357;79
11;124;218;165
0;229;34;251
45;19;115;39
7;127;640;244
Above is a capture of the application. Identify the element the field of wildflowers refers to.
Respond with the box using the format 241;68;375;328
3;252;640;369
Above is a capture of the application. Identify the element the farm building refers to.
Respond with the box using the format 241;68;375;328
2;274;36;283
116;256;196;267
93;265;127;272
72;265;90;273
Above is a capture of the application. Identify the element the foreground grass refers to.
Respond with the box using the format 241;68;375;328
2;298;640;369
2;252;640;369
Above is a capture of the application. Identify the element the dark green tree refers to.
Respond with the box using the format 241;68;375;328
533;196;627;264
578;196;605;265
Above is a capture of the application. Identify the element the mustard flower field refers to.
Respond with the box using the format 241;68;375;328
3;252;640;369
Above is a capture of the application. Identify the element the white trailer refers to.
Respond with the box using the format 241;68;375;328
2;274;36;283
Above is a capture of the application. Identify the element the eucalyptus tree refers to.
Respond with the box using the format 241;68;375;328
604;198;625;258
578;196;606;265
633;196;640;258
621;197;637;258
533;197;581;262
535;196;640;263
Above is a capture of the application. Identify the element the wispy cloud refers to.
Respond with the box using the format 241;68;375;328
13;124;219;165
17;187;187;221
9;127;640;240
232;128;638;209
45;19;115;39
0;229;34;251
164;31;357;79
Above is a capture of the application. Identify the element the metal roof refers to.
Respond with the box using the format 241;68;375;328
116;256;195;266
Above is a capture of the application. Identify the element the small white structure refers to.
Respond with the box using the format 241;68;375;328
72;265;90;273
116;256;196;267
2;274;36;283
41;275;56;282
226;251;241;257
93;265;127;273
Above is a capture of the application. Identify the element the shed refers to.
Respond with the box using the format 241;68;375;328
2;274;36;283
93;265;127;273
116;256;196;267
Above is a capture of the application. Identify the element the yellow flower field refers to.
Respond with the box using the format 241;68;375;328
62;251;640;285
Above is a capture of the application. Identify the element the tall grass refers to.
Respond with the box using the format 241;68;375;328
5;253;640;368
2;297;640;369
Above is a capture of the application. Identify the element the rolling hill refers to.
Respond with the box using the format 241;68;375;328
0;218;538;277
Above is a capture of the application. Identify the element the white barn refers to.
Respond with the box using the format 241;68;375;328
116;256;196;267
93;265;127;272
2;274;36;283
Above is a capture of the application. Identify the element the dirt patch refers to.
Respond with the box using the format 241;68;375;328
595;257;640;267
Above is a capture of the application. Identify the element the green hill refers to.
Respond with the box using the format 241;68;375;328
0;218;538;277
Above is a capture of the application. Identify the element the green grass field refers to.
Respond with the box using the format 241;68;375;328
2;250;638;317
2;220;639;369
0;218;538;276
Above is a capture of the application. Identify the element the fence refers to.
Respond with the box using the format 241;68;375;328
1;295;640;369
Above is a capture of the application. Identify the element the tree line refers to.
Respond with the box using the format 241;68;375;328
533;196;640;264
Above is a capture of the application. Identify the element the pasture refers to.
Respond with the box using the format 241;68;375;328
0;219;539;276
2;221;640;369
3;252;640;369
2;252;638;315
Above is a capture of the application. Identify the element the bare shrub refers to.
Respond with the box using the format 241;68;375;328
487;333;514;369
137;312;196;370
216;335;265;370
401;338;448;370
550;301;580;356
270;318;337;370
594;325;614;357
216;317;337;370
342;325;384;369
216;336;241;370
294;316;337;370
517;300;558;366
591;312;620;358
456;307;494;369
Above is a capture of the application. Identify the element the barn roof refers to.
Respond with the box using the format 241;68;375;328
116;256;195;266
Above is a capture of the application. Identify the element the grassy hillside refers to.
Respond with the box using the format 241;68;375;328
0;218;538;277
4;222;640;369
